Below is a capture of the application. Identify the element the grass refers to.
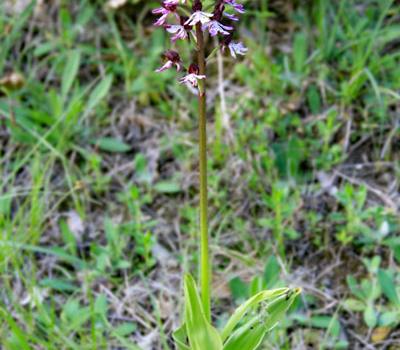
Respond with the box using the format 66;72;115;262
0;0;399;349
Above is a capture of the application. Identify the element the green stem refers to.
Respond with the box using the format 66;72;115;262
196;23;211;322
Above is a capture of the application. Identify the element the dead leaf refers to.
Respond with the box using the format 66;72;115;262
158;294;174;320
372;327;391;343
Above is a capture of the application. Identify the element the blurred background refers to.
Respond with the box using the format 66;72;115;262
0;0;399;349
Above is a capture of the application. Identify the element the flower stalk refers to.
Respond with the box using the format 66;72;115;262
195;22;210;321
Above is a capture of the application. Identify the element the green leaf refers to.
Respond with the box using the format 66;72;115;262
61;299;91;331
0;0;35;75
154;181;181;194
380;311;400;327
62;50;81;98
307;84;321;114
394;245;400;264
0;242;86;269
263;255;280;288
223;316;266;350
95;137;131;153
364;304;377;328
260;289;301;331
249;276;264;296
223;289;301;350
173;324;190;350
220;288;294;342
114;323;137;337
343;298;365;312
346;275;364;299
184;274;223;350
229;277;249;301
378;269;400;306
94;294;108;315
310;315;341;337
293;32;308;74
0;308;33;350
39;278;77;292
87;75;113;111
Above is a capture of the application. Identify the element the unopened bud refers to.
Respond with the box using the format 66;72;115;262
188;63;200;75
164;50;181;63
192;0;202;12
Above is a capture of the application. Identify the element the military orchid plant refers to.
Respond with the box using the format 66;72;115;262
153;1;301;349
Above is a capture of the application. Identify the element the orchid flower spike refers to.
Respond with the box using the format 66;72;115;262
153;0;247;90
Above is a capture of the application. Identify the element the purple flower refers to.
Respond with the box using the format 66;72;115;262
166;25;188;42
152;0;179;26
185;11;213;26
179;64;206;87
179;73;206;86
224;12;239;21
165;16;192;42
222;34;247;59
155;50;182;72
228;41;247;58
202;21;233;37
223;0;245;14
153;0;247;85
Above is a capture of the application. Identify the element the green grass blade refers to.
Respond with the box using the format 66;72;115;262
62;50;81;99
0;308;33;350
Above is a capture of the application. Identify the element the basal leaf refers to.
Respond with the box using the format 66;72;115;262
262;289;301;331
220;288;288;342
223;316;266;350
173;323;190;350
184;274;223;350
223;288;301;350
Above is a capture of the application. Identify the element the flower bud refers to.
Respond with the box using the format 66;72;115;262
180;16;192;30
188;63;200;75
164;50;181;63
222;32;234;46
192;0;202;12
213;0;225;21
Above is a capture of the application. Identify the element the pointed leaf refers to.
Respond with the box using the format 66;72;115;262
94;137;131;153
223;289;301;350
184;274;223;350
173;324;190;350
378;269;400;306
364;304;377;328
221;288;288;342
262;289;301;331
263;255;280;288
62;50;81;98
223;316;266;350
87;75;113;111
